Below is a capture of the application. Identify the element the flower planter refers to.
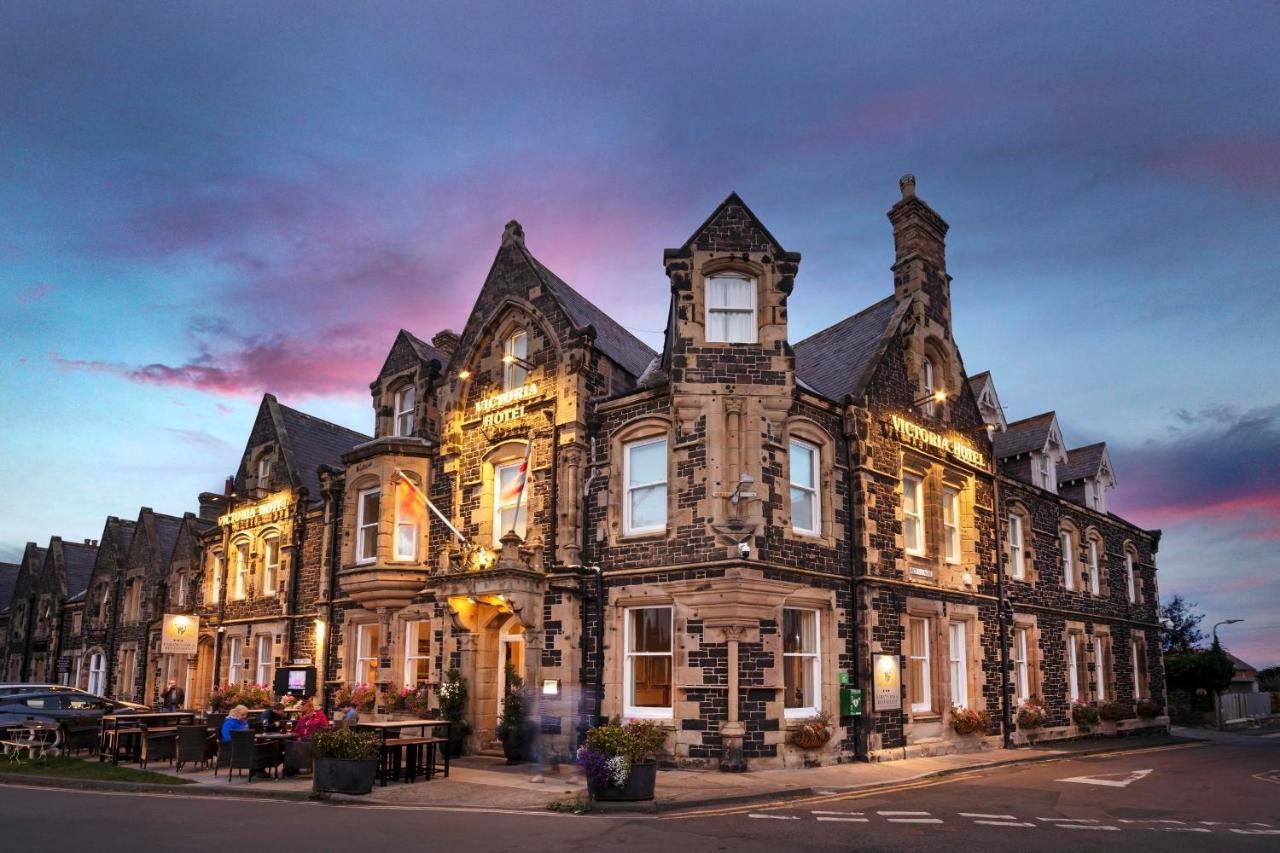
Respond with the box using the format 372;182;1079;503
502;734;526;764
445;726;467;758
588;759;657;801
313;757;377;795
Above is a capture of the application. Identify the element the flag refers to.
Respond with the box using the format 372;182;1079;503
500;454;529;503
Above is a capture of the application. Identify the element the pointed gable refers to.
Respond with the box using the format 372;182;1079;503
62;541;99;598
992;412;1061;459
376;329;444;384
679;192;788;255
1059;442;1112;485
967;371;1007;430
236;394;370;501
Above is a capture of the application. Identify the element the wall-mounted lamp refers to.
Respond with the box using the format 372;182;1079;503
911;390;948;409
458;370;472;380
501;353;535;370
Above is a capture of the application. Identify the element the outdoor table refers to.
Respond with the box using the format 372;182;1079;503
98;711;195;765
2;721;60;760
355;719;451;786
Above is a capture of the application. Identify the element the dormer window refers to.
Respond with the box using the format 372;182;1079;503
257;454;272;485
1038;454;1055;491
503;330;528;391
394;385;416;437
705;274;757;343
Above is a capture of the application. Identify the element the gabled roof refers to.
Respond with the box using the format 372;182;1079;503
276;401;371;500
153;513;186;566
967;371;1008;430
110;519;137;555
376;329;445;380
0;562;19;612
61;541;98;597
1058;442;1110;484
522;250;657;379
676;192;790;255
793;296;899;402
992;412;1058;459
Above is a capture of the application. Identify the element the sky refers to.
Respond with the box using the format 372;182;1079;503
1;1;1276;666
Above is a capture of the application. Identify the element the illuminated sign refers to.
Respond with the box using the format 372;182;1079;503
889;415;986;469
161;614;199;655
218;492;293;528
873;653;901;712
472;382;540;428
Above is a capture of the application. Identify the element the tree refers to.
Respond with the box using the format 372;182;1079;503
1160;594;1206;654
1258;666;1280;693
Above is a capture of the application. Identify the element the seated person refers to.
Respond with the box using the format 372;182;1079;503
340;702;360;725
294;697;329;740
220;705;250;741
260;702;286;733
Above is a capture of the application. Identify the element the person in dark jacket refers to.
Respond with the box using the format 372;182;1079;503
260;703;285;733
161;680;185;711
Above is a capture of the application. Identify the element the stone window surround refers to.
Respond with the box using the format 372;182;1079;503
1010;614;1042;704
122;574;144;623
206;549;223;605
1064;620;1087;704
781;418;837;546
1092;625;1114;703
391;379;417;438
251;443;275;492
1122;541;1144;605
899;450;977;588
910;334;959;422
1131;631;1150;700
477;440;531;549
903;597;947;720
254;632;275;687
394;605;436;688
689;256;776;348
1058;520;1082;593
1083;526;1107;598
1005;500;1036;585
352;479;381;566
608;416;675;546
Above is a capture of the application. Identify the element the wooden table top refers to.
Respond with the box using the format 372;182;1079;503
355;719;448;729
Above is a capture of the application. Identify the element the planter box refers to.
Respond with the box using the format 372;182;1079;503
313;758;377;795
589;760;657;802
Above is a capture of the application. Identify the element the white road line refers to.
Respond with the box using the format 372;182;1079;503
747;813;799;820
1037;817;1099;823
961;812;1017;819
1151;828;1211;833
974;820;1036;828
878;810;931;816
888;818;944;824
1120;819;1185;824
1231;829;1280;835
812;810;864;815
1059;824;1120;831
816;816;870;823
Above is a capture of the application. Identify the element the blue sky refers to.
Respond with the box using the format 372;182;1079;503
2;1;1276;665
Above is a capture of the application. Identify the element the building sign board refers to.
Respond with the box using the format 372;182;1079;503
873;653;902;712
218;491;294;530
888;415;986;469
161;614;199;655
472;382;541;428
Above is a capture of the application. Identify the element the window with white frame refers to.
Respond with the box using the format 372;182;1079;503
1125;550;1136;603
262;534;280;596
228;636;243;684
943;487;961;563
404;620;431;686
782;608;820;716
355;623;380;684
908;616;932;713
789;439;819;535
1013;627;1031;703
1087;537;1101;596
493;458;530;545
922;357;937;416
623;437;667;536
1094;636;1109;702
394;480;418;560
232;541;249;600
1008;512;1025;580
1132;636;1148;700
1060;529;1075;591
503;330;528;391
255;635;273;686
209;553;222;604
71;655;83;689
1038;455;1053;490
1067;634;1081;702
394;384;416;437
704;274;757;343
356;487;380;564
948;621;968;708
902;474;925;556
624;606;672;717
87;653;104;695
257;454;272;485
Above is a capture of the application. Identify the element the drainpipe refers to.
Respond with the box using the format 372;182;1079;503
580;432;604;727
549;422;559;565
843;397;869;761
994;475;1013;749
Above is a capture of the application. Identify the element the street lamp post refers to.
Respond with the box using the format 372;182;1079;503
1211;619;1244;730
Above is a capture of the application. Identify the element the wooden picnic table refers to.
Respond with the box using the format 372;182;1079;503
355;719;451;786
98;711;195;765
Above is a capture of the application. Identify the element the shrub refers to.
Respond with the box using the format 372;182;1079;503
436;669;468;723
950;706;990;735
1016;700;1046;730
1071;703;1101;727
788;711;833;749
497;666;526;747
312;728;380;761
1097;701;1132;722
1136;699;1160;719
577;720;668;789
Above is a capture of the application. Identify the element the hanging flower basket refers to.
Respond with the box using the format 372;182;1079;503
950;706;990;735
788;712;833;749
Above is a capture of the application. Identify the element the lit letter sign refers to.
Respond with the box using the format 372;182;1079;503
472;382;541;428
888;415;987;469
218;491;294;529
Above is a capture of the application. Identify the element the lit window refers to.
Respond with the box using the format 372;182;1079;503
404;620;431;686
493;458;530;546
255;635;273;687
1060;530;1075;591
394;480;419;560
1008;513;1025;580
922;357;937;417
1087;537;1101;596
87;653;105;695
943;488;961;563
782;608;820;716
1067;635;1081;703
705;274;757;343
902;474;925;556
262;535;280;596
228;636;243;684
789;439;819;535
908;617;932;713
949;621;968;708
394;385;416;437
503;330;528;391
624;606;673;718
623;437;668;536
1013;628;1030;703
210;553;223;604
257;455;272;485
176;573;187;607
355;624;380;685
233;541;250;600
1132;636;1148;700
1125;551;1137;603
356;487;380;564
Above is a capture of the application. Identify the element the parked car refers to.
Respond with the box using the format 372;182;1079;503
0;686;148;715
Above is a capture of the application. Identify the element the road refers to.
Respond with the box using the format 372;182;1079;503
3;729;1277;852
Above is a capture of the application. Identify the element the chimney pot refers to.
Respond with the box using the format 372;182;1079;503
899;174;916;199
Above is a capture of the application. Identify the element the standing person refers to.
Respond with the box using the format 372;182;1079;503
294;697;329;740
161;679;185;711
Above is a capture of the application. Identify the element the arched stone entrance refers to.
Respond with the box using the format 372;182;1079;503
189;636;215;711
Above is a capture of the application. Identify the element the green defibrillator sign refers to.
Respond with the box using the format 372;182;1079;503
839;671;863;716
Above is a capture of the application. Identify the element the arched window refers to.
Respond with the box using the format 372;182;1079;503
1085;531;1103;596
503;330;528;390
1060;524;1078;592
232;540;250;600
394;384;416;436
1007;504;1030;581
356;485;380;564
257;453;272;486
789;438;820;536
86;652;105;695
1124;545;1140;604
494;456;531;544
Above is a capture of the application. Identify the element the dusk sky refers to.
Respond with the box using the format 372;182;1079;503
2;2;1276;666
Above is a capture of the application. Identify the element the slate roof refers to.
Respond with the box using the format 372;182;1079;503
277;403;371;500
0;562;19;612
524;251;657;380
992;412;1057;459
62;541;99;598
968;370;991;387
153;514;186;565
793;296;898;401
111;519;138;555
1058;442;1108;484
402;330;446;367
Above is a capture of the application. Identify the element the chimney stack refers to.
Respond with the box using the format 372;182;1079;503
887;175;953;327
431;329;460;357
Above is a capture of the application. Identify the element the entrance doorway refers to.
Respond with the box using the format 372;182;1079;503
496;621;526;722
190;637;214;711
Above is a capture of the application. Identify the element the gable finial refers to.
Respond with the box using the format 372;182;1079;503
502;219;525;247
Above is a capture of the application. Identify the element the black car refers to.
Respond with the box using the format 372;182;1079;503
0;689;148;727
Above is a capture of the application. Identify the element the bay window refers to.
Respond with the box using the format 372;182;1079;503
262;534;280;596
948;621;968;708
705;274;756;343
394;384;416;436
394;480;418;560
624;606;672;718
789;439;819;535
902;474;925;556
908;616;932;713
782;608;820;716
404;620;431;686
943;488;961;563
623;436;667;536
356;487;380;563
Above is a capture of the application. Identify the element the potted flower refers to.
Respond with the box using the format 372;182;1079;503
312;728;380;795
950;706;991;735
1016;699;1046;733
381;684;411;716
498;665;527;763
788;711;833;749
577;720;668;802
1135;699;1160;720
436;669;470;757
406;686;434;718
1071;702;1101;730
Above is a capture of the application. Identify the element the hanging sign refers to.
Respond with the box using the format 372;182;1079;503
161;614;199;655
873;653;902;712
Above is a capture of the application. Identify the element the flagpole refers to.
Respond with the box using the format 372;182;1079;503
395;469;467;546
510;437;533;538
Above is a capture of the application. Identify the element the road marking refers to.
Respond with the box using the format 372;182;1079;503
961;812;1017;819
1231;829;1280;835
1037;817;1098;823
1151;827;1210;833
812;810;864;815
1057;768;1153;788
974;820;1035;828
1119;818;1185;824
816;816;869;823
748;813;799;820
888;818;943;824
1059;824;1120;831
878;810;930;815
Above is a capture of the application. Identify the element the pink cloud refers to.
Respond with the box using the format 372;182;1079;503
15;283;55;305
